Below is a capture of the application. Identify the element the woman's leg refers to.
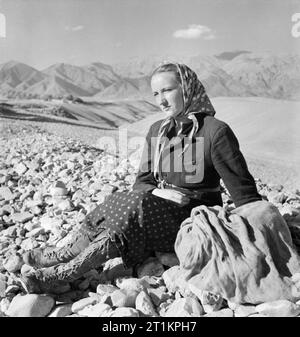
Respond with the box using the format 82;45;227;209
22;208;106;268
23;228;91;268
21;231;121;294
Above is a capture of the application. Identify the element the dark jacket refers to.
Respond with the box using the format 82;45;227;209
132;113;262;208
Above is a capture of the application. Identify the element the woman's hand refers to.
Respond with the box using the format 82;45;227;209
152;188;190;207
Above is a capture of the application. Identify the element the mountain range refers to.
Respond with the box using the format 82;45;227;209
0;51;299;101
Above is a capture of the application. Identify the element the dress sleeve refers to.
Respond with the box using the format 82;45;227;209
211;125;262;207
132;124;158;192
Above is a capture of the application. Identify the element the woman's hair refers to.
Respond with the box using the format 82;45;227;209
151;63;182;84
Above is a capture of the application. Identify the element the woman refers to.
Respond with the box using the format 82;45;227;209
21;63;262;294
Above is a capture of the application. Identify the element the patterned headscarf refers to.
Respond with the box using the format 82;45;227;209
153;62;216;182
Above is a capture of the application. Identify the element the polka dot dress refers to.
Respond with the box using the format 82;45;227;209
81;190;196;268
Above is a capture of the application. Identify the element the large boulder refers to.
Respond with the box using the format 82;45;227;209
6;294;55;317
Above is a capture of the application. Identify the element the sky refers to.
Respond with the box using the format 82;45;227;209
0;0;299;69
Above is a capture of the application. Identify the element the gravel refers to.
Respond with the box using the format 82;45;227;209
0;117;300;317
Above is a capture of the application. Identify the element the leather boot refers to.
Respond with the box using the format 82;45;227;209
23;229;91;268
20;235;121;294
19;271;71;295
22;208;106;268
23;205;106;268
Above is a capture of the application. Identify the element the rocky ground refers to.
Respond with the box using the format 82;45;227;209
1;118;300;317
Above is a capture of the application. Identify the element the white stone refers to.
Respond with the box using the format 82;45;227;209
115;277;149;292
135;290;158;317
148;286;171;306
0;205;13;217
141;275;164;288
248;313;268;317
0;187;14;201
162;266;193;297
204;308;234;317
7;294;55;317
267;191;287;204
26;227;45;238
50;181;68;197
71;297;98;313
100;184;118;194
65;314;82;317
31;206;42;215
279;205;299;217
88;292;104;302
48;304;72;317
78;303;112;317
189;287;223;314
0;241;9;252
40;216;63;233
11;212;34;224
291;273;300;283
96;284;118;296
72;189;85;201
89;182;103;193
110;307;140;317
33;191;43;201
234;304;257;317
3;254;24;273
175;291;182;300
110;288;139;308
165;297;203;317
1;225;17;238
24;222;40;232
100;257;133;281
21;238;38;251
14;163;28;175
227;300;239;311
57;199;73;211
0;298;10;314
0;279;6;297
255;300;300;317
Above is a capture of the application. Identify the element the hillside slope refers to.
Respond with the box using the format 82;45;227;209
120;97;300;187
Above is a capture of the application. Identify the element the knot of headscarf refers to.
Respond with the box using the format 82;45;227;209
153;63;216;183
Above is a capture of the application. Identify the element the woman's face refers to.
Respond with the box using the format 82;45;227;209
151;71;184;118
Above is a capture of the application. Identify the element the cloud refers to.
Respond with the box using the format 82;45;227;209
65;25;84;32
173;24;216;40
